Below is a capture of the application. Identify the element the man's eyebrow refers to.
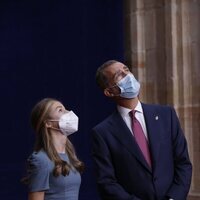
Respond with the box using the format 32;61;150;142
123;65;129;70
112;69;121;80
113;66;129;79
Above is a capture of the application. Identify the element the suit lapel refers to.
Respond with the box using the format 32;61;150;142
109;110;152;173
142;104;162;170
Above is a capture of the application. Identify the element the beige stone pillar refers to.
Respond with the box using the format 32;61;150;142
124;0;167;104
123;0;200;199
123;0;147;100
180;1;200;199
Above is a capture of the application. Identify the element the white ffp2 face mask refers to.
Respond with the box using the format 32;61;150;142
116;73;140;99
58;111;79;136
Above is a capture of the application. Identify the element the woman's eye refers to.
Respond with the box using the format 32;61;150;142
59;109;63;112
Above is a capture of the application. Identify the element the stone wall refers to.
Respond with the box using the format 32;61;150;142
123;0;200;199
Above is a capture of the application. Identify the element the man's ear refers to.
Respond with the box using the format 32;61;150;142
104;88;114;97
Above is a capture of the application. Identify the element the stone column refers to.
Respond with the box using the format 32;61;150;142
123;0;200;199
180;0;200;199
124;0;167;104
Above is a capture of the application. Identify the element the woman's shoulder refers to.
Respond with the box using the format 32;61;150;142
27;150;50;169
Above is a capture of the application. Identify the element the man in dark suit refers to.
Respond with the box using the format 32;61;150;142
91;60;192;200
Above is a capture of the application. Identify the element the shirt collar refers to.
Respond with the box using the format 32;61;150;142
117;101;143;117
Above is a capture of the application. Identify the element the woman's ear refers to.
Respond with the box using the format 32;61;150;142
45;121;52;128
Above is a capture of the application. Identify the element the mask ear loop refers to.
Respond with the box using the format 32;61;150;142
44;119;61;132
104;85;121;97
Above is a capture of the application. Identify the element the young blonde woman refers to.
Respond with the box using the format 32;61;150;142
25;98;84;200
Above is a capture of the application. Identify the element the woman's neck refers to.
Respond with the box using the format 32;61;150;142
51;131;67;153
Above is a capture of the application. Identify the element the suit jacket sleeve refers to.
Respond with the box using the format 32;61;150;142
165;107;192;200
91;129;141;200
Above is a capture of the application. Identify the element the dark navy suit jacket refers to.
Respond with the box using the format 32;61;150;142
92;103;192;200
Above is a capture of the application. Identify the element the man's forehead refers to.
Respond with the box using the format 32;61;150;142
105;62;123;72
104;63;127;77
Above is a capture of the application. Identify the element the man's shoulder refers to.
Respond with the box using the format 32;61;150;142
93;111;117;131
142;102;173;111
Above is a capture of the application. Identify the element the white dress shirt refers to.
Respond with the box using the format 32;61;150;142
117;101;148;140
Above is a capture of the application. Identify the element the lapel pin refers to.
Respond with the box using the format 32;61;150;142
155;116;159;120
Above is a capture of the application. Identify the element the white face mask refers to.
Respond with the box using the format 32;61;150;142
58;111;79;136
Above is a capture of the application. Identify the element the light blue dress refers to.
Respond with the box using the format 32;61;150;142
27;150;81;200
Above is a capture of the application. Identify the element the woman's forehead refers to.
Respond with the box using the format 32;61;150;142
50;101;64;110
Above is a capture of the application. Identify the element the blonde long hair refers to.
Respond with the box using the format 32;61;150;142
31;98;84;176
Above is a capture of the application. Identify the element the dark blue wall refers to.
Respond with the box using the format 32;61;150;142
0;0;124;199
